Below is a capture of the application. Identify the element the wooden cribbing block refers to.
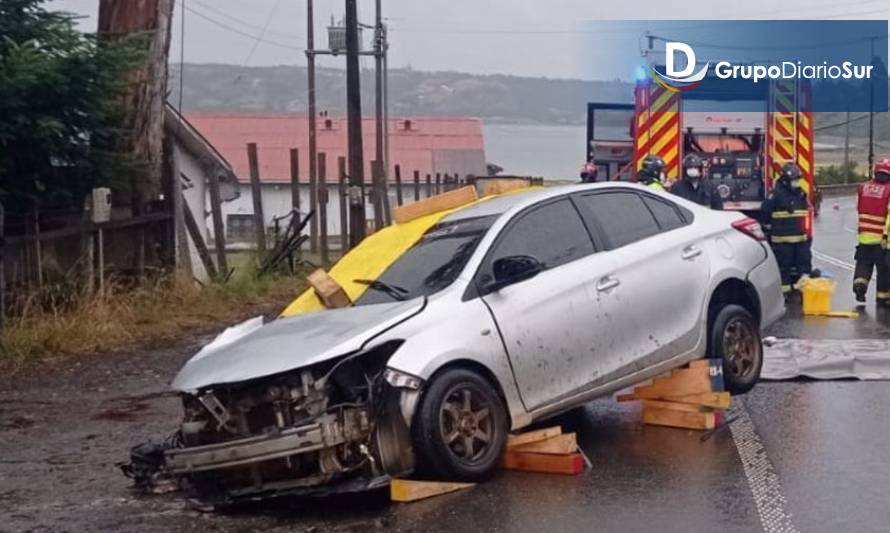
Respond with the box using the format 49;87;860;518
481;178;531;196
512;433;577;455
392;186;478;224
631;364;724;400
390;479;475;502
506;426;562;449
306;269;351;308
502;451;585;475
642;404;720;430
617;391;730;410
667;391;731;409
642;400;712;413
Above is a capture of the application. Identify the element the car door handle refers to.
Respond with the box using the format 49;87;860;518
682;245;703;260
596;276;620;292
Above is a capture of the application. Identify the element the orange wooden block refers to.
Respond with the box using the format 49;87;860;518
501;451;585;475
506;426;562;449
512;433;577;455
392;186;478;224
642;404;718;430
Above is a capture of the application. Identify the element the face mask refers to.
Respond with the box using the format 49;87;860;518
790;179;802;189
686;168;701;179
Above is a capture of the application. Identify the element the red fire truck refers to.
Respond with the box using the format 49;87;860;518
586;73;817;229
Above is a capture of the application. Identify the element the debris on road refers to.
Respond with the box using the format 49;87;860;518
307;268;352;308
617;360;731;431
762;338;890;380
390;479;475;502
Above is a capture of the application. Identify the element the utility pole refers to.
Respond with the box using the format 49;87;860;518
345;0;367;246
867;37;876;178
374;0;387;223
844;108;851;183
98;0;175;273
306;0;319;252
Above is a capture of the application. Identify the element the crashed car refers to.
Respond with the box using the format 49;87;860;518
162;183;783;502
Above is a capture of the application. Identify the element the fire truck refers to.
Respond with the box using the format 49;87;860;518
586;71;817;229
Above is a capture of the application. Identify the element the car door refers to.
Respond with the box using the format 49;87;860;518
571;190;710;381
475;197;607;411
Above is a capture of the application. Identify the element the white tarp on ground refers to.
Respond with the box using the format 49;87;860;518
762;339;890;380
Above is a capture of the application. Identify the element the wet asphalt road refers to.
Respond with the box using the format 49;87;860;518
3;196;890;532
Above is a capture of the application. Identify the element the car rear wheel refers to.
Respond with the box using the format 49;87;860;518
412;368;507;482
710;304;762;394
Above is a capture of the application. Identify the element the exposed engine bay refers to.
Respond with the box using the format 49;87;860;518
124;340;422;504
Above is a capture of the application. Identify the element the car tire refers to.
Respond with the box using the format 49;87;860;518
411;368;508;482
709;304;763;395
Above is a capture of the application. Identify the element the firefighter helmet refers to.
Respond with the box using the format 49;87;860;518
639;155;665;180
875;157;890;181
682;153;703;169
780;162;802;182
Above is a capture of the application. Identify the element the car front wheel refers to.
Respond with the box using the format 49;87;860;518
412;368;508;482
710;304;763;394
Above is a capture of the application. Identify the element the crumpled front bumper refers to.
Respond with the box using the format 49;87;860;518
166;421;336;475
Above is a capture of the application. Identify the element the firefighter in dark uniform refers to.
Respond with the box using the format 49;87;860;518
855;157;890;305
638;154;666;191
670;154;723;209
763;163;812;294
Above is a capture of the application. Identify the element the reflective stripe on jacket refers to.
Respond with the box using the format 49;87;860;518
763;184;809;244
857;181;890;245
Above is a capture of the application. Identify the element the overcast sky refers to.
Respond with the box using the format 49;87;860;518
52;0;889;80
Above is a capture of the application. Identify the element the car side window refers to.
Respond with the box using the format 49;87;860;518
485;198;595;276
642;195;689;232
573;191;661;249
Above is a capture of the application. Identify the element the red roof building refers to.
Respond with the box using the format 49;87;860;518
185;113;487;184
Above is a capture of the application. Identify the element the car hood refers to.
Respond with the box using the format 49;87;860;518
171;298;426;392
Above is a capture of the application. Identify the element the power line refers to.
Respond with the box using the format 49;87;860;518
184;5;302;51
814;113;872;132
738;0;886;17
189;0;303;42
241;0;285;66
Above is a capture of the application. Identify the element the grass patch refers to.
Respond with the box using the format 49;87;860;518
0;266;308;372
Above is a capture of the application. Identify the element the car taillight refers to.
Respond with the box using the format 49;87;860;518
732;218;766;241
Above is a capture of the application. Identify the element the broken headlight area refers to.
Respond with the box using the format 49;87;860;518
124;341;424;503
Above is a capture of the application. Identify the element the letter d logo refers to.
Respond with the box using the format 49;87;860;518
666;42;696;78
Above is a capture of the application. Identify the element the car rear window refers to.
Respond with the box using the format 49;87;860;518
573;191;661;249
642;195;689;232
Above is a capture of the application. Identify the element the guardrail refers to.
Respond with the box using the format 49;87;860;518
818;183;861;196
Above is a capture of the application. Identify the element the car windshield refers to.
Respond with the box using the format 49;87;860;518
354;215;496;305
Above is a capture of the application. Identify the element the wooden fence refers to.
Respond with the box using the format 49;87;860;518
0;206;172;327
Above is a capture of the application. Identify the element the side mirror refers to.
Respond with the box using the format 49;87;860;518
486;255;544;292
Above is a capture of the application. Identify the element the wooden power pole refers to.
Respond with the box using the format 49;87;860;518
345;0;367;247
98;0;174;212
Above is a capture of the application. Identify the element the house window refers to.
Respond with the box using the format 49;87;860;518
227;214;255;242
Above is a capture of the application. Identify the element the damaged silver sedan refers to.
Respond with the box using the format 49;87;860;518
153;183;784;503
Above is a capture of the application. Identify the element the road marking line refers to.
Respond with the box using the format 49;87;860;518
730;403;800;533
812;250;854;272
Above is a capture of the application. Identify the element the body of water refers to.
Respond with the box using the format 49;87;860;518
483;123;587;181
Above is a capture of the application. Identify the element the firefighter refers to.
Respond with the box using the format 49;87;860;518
762;162;812;294
670;154;723;209
855;157;890;305
638;154;666;191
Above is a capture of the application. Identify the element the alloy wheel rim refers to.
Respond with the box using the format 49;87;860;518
439;385;494;464
723;317;758;378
